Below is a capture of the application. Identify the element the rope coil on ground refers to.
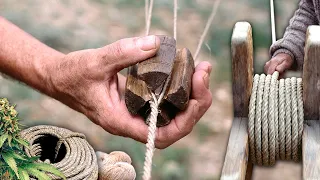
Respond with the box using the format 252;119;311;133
20;125;99;180
248;72;304;166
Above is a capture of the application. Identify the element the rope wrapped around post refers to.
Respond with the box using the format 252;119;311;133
248;72;304;166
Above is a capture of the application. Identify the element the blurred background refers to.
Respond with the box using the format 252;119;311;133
0;0;303;179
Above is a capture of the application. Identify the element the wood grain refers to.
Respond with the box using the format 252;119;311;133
137;35;176;92
125;65;151;115
231;22;253;118
302;26;320;180
303;26;320;120
125;47;194;127
221;118;251;180
164;48;195;110
221;22;253;180
303;120;320;180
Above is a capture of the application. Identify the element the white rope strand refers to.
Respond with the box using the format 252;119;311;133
146;0;154;36
174;0;178;41
145;0;149;33
194;0;221;61
142;73;172;180
270;0;276;43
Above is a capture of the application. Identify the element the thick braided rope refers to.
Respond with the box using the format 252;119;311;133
20;125;98;179
248;72;304;166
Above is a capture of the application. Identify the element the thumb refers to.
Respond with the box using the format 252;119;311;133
98;35;160;72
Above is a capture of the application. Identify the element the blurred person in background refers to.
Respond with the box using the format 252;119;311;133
0;16;212;149
265;0;319;75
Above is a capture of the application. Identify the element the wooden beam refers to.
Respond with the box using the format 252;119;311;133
302;26;320;180
303;26;320;120
303;120;320;180
221;118;251;180
221;22;253;180
231;22;253;117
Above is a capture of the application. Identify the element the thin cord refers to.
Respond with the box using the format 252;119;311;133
174;0;178;41
146;0;154;36
270;0;276;43
194;0;221;61
145;0;149;33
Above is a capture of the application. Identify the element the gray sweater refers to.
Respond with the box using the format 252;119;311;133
270;0;320;70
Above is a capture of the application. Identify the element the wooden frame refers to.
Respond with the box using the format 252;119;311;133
302;26;320;180
222;23;320;180
221;22;253;180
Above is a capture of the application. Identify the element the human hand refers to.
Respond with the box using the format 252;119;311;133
264;53;294;76
46;35;212;149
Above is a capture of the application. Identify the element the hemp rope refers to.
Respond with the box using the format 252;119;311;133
248;72;304;166
142;1;221;179
20;125;99;180
20;125;136;180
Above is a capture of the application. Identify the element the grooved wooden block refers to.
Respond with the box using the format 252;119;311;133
125;43;194;127
125;65;151;115
137;35;176;92
164;48;194;110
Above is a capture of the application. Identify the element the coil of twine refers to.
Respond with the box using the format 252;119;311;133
248;72;304;166
20;125;136;180
20;125;99;180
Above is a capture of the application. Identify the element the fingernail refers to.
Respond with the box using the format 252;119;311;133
137;35;158;51
203;73;210;89
207;65;212;75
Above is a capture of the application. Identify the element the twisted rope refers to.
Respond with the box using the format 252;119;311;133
20;125;98;180
248;72;304;166
142;0;219;178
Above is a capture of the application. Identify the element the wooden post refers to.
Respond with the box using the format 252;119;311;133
302;26;320;180
221;22;253;180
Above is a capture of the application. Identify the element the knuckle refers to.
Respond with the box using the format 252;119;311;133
112;40;127;59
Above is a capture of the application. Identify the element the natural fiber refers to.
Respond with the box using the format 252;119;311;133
20;125;98;180
248;72;303;166
96;151;136;180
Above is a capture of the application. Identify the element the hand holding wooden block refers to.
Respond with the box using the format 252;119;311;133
125;35;195;127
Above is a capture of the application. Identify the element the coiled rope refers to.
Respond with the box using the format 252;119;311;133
20;125;99;180
20;125;136;180
248;72;304;166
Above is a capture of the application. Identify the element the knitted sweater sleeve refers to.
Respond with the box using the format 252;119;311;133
270;0;318;70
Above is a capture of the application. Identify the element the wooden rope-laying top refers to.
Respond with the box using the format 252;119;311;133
141;1;222;179
248;72;304;166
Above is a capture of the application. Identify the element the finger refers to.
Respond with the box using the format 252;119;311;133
264;61;271;74
98;101;149;144
191;63;213;116
98;35;161;71
275;60;292;74
266;60;280;74
117;73;126;97
155;99;199;149
195;61;212;74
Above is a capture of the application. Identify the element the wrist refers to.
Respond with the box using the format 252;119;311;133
33;51;66;96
